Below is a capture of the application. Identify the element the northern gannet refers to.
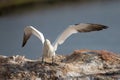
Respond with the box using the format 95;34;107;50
22;23;108;63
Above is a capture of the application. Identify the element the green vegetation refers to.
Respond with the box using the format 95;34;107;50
0;0;60;15
0;0;42;9
0;0;94;15
0;0;85;9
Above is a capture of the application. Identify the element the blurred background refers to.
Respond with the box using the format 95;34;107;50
0;0;120;59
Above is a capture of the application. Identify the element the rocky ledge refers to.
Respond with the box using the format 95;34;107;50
0;49;120;80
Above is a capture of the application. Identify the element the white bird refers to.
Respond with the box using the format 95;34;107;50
22;23;108;63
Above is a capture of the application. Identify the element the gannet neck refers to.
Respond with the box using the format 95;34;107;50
44;39;51;45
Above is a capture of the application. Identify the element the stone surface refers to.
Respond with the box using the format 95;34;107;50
0;49;120;80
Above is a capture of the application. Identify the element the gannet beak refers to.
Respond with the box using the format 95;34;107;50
22;33;31;47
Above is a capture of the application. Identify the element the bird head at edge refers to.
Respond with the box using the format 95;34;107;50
45;39;51;45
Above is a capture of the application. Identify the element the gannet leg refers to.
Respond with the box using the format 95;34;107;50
41;56;44;63
52;56;55;65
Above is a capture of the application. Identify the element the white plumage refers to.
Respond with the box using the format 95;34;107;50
22;23;108;63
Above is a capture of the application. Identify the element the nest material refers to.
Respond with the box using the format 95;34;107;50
0;49;120;80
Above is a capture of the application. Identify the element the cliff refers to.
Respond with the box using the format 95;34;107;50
0;49;120;80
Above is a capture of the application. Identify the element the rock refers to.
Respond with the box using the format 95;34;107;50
0;49;120;80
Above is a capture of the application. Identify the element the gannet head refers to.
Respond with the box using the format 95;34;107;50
44;39;52;48
45;39;51;45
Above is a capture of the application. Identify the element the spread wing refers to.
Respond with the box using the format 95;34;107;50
53;23;108;51
22;26;45;47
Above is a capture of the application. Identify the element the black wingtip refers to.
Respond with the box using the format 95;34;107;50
21;33;27;48
102;25;109;29
22;43;25;48
89;23;109;29
22;40;25;48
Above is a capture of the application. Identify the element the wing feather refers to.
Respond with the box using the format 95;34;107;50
22;26;45;47
53;23;108;51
